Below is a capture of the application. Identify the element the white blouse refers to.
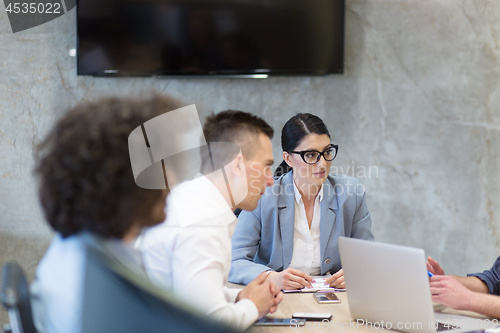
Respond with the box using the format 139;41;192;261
289;181;323;276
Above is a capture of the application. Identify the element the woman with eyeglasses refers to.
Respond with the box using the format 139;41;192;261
229;113;374;290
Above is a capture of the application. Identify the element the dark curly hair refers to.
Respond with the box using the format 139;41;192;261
34;95;182;239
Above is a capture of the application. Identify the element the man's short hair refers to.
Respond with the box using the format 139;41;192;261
201;110;273;173
34;95;181;239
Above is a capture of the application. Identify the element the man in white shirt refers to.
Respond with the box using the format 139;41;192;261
138;111;282;330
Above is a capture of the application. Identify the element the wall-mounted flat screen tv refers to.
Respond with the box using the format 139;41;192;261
77;0;345;77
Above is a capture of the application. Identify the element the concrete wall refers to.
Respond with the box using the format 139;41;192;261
1;0;500;325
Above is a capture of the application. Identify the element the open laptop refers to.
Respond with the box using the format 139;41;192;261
338;237;494;333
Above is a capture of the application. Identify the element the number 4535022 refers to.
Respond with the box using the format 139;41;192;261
5;2;62;14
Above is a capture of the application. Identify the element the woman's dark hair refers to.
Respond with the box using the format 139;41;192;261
34;95;181;239
274;113;330;177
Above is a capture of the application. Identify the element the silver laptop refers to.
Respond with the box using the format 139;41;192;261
338;237;494;333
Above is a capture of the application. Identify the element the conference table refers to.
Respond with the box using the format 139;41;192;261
248;290;353;332
228;284;492;333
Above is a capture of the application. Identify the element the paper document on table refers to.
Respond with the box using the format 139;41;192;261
310;275;343;292
310;275;332;289
282;275;345;293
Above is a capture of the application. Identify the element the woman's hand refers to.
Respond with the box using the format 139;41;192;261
427;256;445;275
267;268;314;290
324;269;345;288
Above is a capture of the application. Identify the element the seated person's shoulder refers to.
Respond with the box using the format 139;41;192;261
33;234;87;324
40;234;87;266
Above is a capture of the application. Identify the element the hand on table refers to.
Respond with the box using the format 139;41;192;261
427;256;445;275
430;275;474;311
267;268;314;290
267;281;283;314
324;269;345;289
237;272;284;318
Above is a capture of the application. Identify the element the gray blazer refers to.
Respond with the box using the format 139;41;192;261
229;171;374;285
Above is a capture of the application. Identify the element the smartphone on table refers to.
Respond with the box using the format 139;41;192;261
254;318;306;326
313;292;341;304
292;312;333;321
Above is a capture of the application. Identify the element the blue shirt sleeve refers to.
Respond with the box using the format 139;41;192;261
467;256;500;295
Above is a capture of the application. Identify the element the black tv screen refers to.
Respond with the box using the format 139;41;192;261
77;0;345;77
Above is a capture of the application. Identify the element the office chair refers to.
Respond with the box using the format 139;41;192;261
82;245;237;333
1;262;37;333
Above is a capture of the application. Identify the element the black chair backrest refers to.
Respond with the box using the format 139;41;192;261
82;245;237;333
1;262;37;333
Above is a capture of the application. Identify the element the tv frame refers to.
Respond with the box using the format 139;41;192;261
76;0;345;78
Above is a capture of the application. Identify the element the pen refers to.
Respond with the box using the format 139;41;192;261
428;271;434;277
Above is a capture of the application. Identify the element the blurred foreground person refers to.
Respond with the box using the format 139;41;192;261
31;96;235;333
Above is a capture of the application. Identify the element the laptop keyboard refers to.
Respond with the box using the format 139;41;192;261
436;322;460;331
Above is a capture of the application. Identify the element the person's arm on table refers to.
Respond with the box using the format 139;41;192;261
454;276;490;293
145;227;278;330
236;273;283;315
267;268;314;290
225;272;283;315
430;275;500;318
230;210;314;290
427;256;489;294
324;269;344;289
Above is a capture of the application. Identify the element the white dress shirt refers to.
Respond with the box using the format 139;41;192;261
30;233;144;333
288;181;323;276
137;174;258;330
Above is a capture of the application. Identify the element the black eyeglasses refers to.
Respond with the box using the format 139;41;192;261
288;144;339;165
